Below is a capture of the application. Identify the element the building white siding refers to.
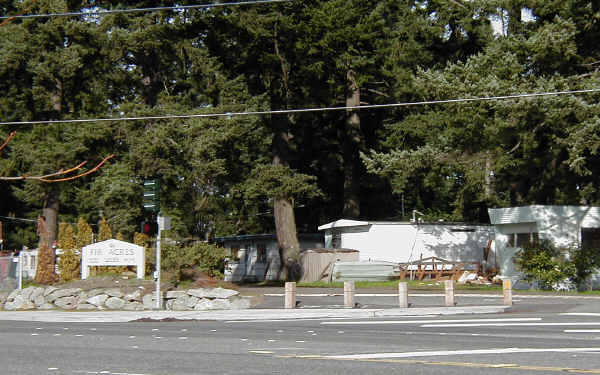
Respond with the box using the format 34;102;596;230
319;221;493;265
488;206;600;279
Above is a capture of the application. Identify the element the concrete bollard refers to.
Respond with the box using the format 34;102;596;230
285;282;296;309
444;279;455;307
398;282;409;308
344;281;355;308
503;279;513;306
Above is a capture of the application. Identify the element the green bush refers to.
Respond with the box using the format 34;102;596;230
515;240;576;289
570;246;600;289
161;242;226;285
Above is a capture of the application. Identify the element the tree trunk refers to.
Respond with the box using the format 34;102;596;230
35;193;59;284
342;69;361;218
272;118;301;281
38;189;59;249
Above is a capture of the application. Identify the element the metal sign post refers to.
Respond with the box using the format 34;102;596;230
154;215;171;310
155;215;161;309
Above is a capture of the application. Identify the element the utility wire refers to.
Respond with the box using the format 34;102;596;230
0;0;292;19
1;88;598;127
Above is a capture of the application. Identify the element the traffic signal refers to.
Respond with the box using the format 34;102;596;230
141;220;158;236
143;179;160;213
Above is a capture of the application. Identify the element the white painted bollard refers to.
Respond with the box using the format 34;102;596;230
398;282;408;308
444;280;455;307
285;282;296;309
344;281;355;308
503;279;513;306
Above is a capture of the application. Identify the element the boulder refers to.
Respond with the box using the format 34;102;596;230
38;303;55;310
21;287;36;302
194;298;232;310
229;297;251;310
166;291;187;299
31;287;45;301
87;289;106;298
54;296;76;310
47;288;82;302
123;302;144;311
124;290;142;302
187;288;239;299
105;288;123;298
105;297;126;310
169;295;198;311
87;294;108;307
142;293;156;309
33;294;46;307
43;286;59;297
4;295;25;310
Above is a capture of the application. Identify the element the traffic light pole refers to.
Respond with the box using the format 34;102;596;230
155;214;162;309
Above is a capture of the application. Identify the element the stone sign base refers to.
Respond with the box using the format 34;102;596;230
1;286;250;311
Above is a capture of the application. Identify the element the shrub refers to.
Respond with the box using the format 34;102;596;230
515;239;576;289
161;242;226;285
570;246;600;289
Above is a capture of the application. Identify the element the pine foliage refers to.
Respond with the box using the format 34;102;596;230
98;219;112;242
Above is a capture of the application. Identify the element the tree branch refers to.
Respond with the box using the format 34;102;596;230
0;131;16;154
0;155;114;182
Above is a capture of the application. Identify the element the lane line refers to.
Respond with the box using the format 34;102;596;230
321;347;600;360
321;318;542;325
562;313;600;317
421;322;600;328
565;330;600;333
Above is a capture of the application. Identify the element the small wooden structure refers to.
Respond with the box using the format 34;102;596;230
398;256;480;281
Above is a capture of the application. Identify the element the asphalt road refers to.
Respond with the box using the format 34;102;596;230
2;295;600;375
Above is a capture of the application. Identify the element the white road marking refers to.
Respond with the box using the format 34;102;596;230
53;333;61;336
268;339;276;342
338;331;344;334
36;327;42;330
178;337;187;340
226;317;353;323
249;350;274;354
421;322;600;328
75;334;84;337
323;347;600;360
296;340;305;343
48;368;58;370
241;338;248;341
180;329;187;332
152;329;159;331
564;330;600;333
31;333;38;336
561;313;600;317
277;330;284;333
211;329;217;332
321;318;542;325
129;336;136;339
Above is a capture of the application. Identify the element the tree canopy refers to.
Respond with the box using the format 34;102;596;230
0;0;599;258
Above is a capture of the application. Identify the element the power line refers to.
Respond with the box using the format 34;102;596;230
1;88;598;127
0;0;292;20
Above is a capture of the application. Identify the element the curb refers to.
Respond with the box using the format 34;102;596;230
0;305;510;323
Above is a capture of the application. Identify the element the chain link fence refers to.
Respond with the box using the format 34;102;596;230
0;256;18;291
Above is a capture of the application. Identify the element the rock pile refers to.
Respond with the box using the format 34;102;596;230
1;286;249;311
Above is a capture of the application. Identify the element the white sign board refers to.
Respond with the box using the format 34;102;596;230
81;239;145;279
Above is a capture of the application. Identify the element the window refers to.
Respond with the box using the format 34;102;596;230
332;231;341;249
230;247;240;261
30;255;36;269
257;244;267;263
508;232;539;247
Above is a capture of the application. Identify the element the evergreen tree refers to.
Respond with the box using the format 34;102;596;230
97;218;112;242
75;217;93;249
